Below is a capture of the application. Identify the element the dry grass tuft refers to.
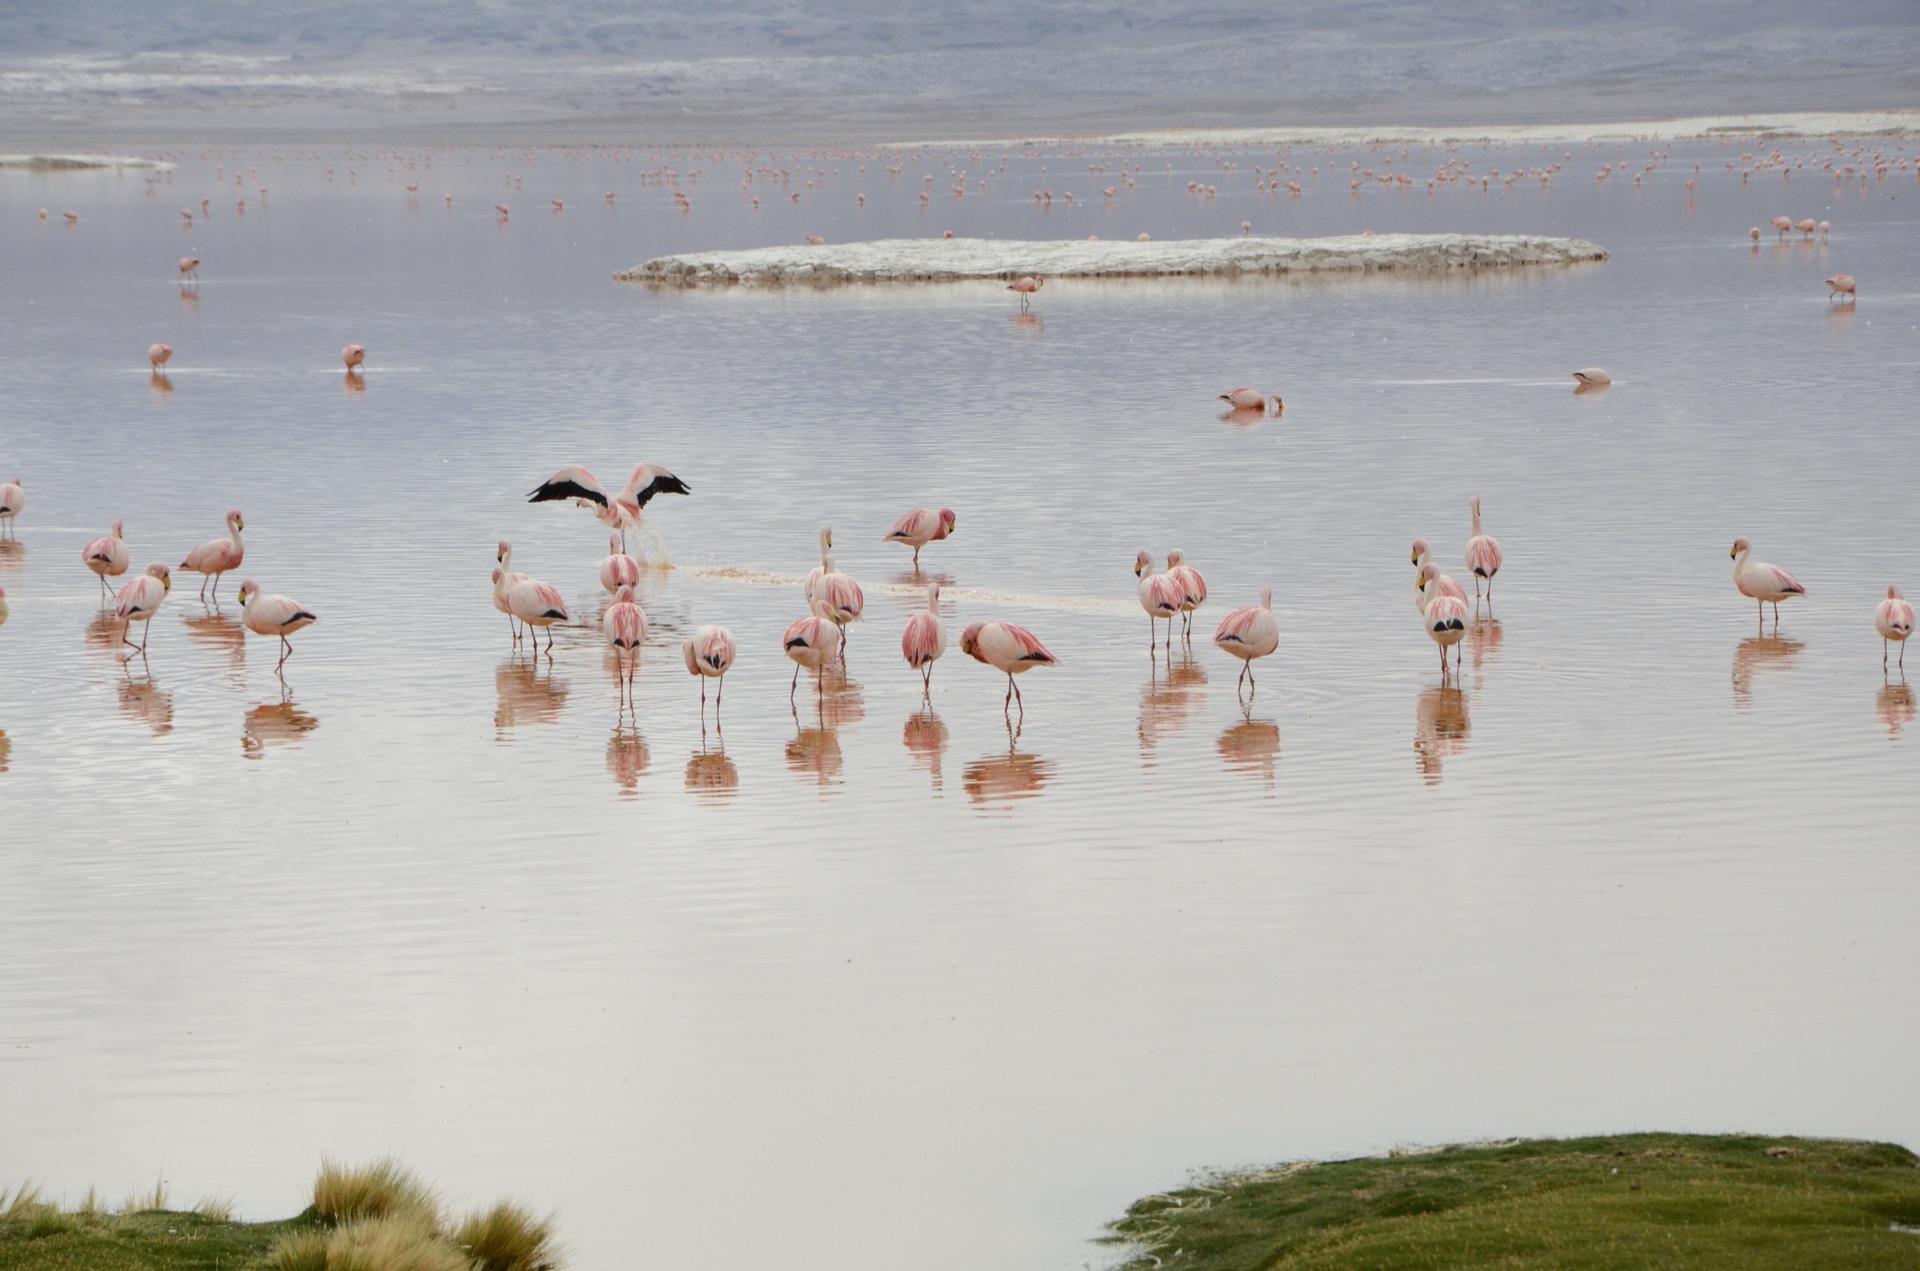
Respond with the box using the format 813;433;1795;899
1;1182;46;1220
325;1215;473;1271
265;1227;333;1271
313;1157;440;1227
457;1200;564;1271
121;1175;169;1214
194;1194;236;1222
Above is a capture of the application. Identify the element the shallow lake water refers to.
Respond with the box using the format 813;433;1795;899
2;136;1918;1269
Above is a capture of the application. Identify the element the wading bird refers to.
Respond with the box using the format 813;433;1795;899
178;256;200;279
342;344;366;370
1416;563;1467;616
237;579;317;670
0;478;20;539
527;463;690;548
683;624;736;712
598;533;640;594
1217;387;1282;413
1825;274;1856;301
959;620;1057;715
1877;586;1914;670
1424;592;1468;673
148;343;173;370
883;507;956;567
493;541;530;642
1464;496;1503;599
1007;275;1043;309
1135;551;1183;653
1213;587;1279;693
1571;368;1611;387
782;615;842;701
506;573;570;657
179;509;244;602
901;583;946;691
82;520;129;596
1166;549;1207;639
1731;537;1805;627
603;583;647;705
115;565;172;655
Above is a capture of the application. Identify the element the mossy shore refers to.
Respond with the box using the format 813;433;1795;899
0;1208;306;1271
1104;1133;1920;1271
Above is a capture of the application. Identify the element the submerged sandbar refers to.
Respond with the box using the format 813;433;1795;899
615;233;1607;287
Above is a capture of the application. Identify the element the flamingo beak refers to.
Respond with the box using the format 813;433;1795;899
1729;546;1737;558
1133;562;1143;576
1409;551;1419;565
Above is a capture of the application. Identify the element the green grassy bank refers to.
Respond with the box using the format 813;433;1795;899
0;1160;558;1271
1104;1133;1920;1270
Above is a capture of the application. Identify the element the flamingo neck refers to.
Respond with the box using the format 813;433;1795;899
1470;504;1482;536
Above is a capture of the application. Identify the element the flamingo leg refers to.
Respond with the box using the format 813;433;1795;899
790;665;800;703
716;676;724;710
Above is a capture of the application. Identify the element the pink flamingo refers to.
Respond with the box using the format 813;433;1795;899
179;509;244;602
1771;215;1792;238
1410;541;1466;612
237;579;317;670
883;507;956;567
1424;592;1468;672
1166;549;1207;639
603;583;647;706
1007;275;1044;309
527;462;690;548
1212;587;1279;692
901;583;946;691
598;533;641;594
1825;274;1856;302
1135;551;1183;653
1464;496;1503;599
1749;227;1761;242
178;256;200;279
1217;387;1282;413
1730;537;1806;627
506;573;570;657
0;478;20;539
82;520;129;596
1571;368;1611;387
148;343;173;371
959;620;1058;714
805;234;826;245
1416;562;1468;616
1877;585;1914;670
114;564;172;655
1796;218;1816;236
809;554;865;654
682;624;736;712
493;541;530;642
342;344;366;370
782;615;842;700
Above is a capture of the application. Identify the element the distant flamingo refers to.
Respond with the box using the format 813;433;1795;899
179;509;244;602
506;574;570;656
1416;563;1468;616
1212;587;1279;692
682;624;736;711
1217;387;1282;414
342;343;366;370
782;615;842;700
1796;218;1816;236
114;564;172;655
1877;586;1914;670
178;256;200;279
237;579;317;670
598;534;641;594
809;555;865;655
528;462;690;547
883;507;956;567
1825;274;1856;301
1730;537;1805;626
1135;551;1183;653
1571;368;1611;386
959;620;1058;714
804;234;826;245
1749;227;1761;242
494;203;510;219
603;583;647;704
0;479;20;539
1166;549;1207;638
82;520;129;595
901;583;947;691
148;343;173;370
1007;275;1044;309
1771;214;1792;237
1464;496;1503;599
1424;593;1468;672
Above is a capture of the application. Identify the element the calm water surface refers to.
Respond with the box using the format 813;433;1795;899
2;138;1918;1269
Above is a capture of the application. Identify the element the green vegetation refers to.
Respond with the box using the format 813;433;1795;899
1105;1133;1920;1270
0;1162;560;1271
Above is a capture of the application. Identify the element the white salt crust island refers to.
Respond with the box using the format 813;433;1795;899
616;233;1608;286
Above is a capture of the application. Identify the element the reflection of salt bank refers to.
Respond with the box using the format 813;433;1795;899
0;154;169;170
617;233;1606;287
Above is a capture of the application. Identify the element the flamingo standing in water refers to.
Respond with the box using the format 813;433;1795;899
1877;586;1914;670
493;541;530;642
506;573;570;657
959;620;1057;715
1571;368;1611;387
342;344;366;370
603;583;647;707
527;462;690;549
883;507;956;567
1135;551;1183;653
1213;587;1279;692
682;624;736;712
782;615;842;701
1423;592;1468;673
1464;496;1503;599
1007;275;1044;309
179;509;244;601
1410;542;1467;613
1416;563;1468;617
901;583;946;691
1825;274;1856;302
178;256;200;280
1217;387;1282;414
1771;215;1793;238
83;520;129;596
0;478;21;539
237;579;317;670
1166;549;1207;639
114;564;172;655
1730;537;1805;627
598;534;641;594
809;555;865;655
148;344;173;371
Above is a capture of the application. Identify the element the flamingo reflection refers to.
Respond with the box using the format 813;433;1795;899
118;673;175;735
1219;406;1269;428
343;371;367;395
495;658;569;734
963;720;1055;806
0;541;23;573
0;728;10;772
185;606;248;679
1138;653;1207;763
1875;680;1912;740
606;725;650;795
242;697;319;757
786;702;845;789
1731;636;1803;710
150;372;175;396
1413;681;1470;785
1216;713;1281;788
1467;613;1503;695
902;703;950;794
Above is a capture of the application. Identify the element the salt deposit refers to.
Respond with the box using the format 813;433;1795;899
0;153;168;170
618;234;1606;287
